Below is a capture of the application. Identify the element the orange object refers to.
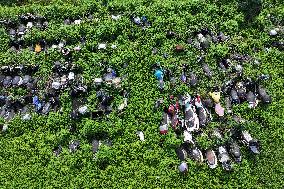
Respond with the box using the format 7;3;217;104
35;44;41;53
175;45;184;52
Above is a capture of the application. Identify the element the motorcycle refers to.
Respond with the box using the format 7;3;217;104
41;102;51;115
211;128;223;140
177;94;185;112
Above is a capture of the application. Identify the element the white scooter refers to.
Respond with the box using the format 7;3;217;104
206;149;218;169
184;94;199;132
218;146;233;171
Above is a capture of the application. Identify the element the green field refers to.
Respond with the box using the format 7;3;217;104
0;0;283;188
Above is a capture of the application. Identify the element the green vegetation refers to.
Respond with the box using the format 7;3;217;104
0;0;283;188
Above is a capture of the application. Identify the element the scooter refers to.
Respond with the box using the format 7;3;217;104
69;140;80;153
91;139;100;154
229;141;242;163
194;95;210;127
136;131;145;141
191;146;204;163
206;149;218;169
183;130;193;144
218;146;233;171
202;64;213;78
159;111;170;134
211;128;223;140
178;162;188;174
188;72;198;86
20;105;31;120
184;94;199;132
176;146;188;161
177;94;185;112
231;89;240;104
246;91;258;108
53;145;62;157
225;96;232;113
257;86;272;104
0;123;8;132
241;130;260;154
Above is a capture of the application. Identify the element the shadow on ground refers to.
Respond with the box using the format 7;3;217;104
237;0;262;24
0;0;25;6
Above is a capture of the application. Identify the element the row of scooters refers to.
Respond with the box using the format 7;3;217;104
1;12;120;53
157;94;260;172
0;64;39;89
177;128;260;173
0;62;128;133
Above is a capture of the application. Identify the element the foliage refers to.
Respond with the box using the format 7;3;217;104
0;0;283;188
